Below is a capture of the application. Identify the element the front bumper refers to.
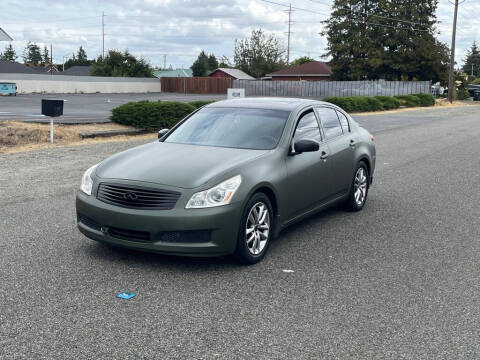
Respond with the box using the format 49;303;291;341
76;190;243;257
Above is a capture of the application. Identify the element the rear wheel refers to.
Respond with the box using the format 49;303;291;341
345;161;369;211
234;193;273;265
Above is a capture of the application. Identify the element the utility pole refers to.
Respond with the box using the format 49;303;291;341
448;0;459;103
102;11;105;59
286;3;292;64
50;43;53;76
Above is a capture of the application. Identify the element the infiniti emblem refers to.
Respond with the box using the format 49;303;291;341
124;192;138;202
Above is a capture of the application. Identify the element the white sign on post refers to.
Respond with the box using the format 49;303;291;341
50;118;54;143
227;88;245;99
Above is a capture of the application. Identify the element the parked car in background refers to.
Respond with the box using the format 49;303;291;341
76;98;376;264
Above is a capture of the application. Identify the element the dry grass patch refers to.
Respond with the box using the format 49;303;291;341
0;121;156;155
434;99;478;107
353;99;478;116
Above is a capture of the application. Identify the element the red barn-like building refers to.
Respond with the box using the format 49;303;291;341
267;61;332;81
209;68;255;80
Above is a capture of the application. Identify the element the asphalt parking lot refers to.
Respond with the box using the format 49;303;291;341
1;105;480;358
0;93;227;123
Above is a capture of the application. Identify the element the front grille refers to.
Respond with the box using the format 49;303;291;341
108;227;151;242
97;183;180;210
158;230;211;243
77;213;101;231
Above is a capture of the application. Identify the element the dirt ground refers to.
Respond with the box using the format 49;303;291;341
350;99;477;116
0;121;156;155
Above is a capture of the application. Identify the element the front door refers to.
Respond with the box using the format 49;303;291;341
285;108;332;220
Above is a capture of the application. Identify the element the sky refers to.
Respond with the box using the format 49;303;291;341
1;0;478;70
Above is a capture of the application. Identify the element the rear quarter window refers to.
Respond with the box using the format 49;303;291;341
316;107;343;140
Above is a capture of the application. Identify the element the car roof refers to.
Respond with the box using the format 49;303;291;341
206;97;332;112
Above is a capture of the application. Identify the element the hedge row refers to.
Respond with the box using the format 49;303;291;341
323;93;435;112
111;94;436;130
110;100;216;130
189;100;217;109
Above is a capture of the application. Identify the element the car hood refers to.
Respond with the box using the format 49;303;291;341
96;141;268;189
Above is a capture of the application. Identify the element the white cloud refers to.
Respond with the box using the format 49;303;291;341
0;0;478;70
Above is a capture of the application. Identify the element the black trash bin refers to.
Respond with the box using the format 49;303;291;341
474;90;480;102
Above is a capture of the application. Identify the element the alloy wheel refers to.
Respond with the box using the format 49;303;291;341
354;167;368;206
245;202;270;255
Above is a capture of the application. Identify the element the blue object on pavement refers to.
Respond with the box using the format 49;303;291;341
117;292;135;300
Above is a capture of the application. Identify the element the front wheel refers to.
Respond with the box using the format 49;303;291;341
234;193;273;265
345;161;369;211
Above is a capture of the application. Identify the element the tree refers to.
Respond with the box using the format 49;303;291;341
1;44;17;61
462;42;480;77
22;42;42;66
207;54;218;71
323;0;449;83
290;56;315;66
77;46;87;61
190;51;218;76
42;45;50;65
90;49;153;77
63;46;93;70
190;51;209;76
217;55;232;68
234;29;286;78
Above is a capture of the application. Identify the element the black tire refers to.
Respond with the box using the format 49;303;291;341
234;193;274;265
345;161;369;212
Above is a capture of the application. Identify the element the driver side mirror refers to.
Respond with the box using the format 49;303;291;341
158;128;169;139
292;139;319;155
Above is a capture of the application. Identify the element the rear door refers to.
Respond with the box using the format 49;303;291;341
315;106;356;196
285;108;332;219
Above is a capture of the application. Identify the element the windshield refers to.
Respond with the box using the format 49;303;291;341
164;107;290;150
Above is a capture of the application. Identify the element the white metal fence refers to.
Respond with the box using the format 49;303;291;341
233;79;431;98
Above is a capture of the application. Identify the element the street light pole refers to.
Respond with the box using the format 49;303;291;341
448;0;459;103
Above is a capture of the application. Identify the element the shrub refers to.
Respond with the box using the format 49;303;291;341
359;96;382;111
323;96;355;112
394;95;421;107
412;93;435;106
471;78;480;85
374;96;401;110
110;101;196;131
455;87;471;100
189;100;216;109
324;96;382;112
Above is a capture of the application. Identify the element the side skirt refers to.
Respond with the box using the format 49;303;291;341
280;193;349;230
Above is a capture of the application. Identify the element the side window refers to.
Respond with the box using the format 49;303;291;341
293;110;321;143
317;107;343;140
336;110;350;133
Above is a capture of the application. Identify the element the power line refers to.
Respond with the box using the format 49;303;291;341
257;0;329;15
364;21;430;33
259;0;432;30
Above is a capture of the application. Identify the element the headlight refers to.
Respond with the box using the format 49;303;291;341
186;175;242;209
80;164;98;195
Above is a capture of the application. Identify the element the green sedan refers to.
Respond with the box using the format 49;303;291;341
76;97;376;264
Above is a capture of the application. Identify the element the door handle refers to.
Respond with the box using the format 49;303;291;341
349;139;356;147
320;151;329;160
